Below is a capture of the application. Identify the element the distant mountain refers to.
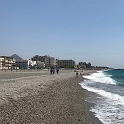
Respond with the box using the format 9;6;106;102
10;54;23;61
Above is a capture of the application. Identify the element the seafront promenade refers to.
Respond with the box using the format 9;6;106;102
0;69;102;124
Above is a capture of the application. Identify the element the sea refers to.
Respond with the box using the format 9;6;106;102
80;69;124;124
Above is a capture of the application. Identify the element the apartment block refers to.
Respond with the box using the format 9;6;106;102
56;59;76;68
15;60;28;69
0;56;15;70
31;55;56;67
15;60;44;69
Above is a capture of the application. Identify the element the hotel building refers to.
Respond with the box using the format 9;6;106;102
31;55;56;67
0;56;15;70
56;59;76;68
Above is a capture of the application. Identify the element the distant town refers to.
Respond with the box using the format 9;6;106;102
0;54;110;71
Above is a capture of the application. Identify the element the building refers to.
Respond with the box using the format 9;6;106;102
0;57;4;69
36;61;45;69
15;59;45;69
15;60;28;69
28;59;37;69
56;59;76;68
45;57;56;67
15;60;38;69
0;56;15;70
31;55;43;61
31;55;56;67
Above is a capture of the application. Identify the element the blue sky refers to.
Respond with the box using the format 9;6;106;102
0;0;124;68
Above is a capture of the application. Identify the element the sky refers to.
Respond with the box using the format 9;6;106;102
0;0;124;68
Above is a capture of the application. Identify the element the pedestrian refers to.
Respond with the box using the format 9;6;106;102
50;67;53;75
52;67;55;74
80;71;83;76
56;68;59;74
76;71;78;78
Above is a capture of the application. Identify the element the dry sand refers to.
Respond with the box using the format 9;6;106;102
0;70;103;124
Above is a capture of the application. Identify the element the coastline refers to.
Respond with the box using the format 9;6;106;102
0;70;103;124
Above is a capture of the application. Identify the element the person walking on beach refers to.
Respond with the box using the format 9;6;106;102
80;71;83;76
76;71;78;78
52;67;55;74
50;67;53;75
50;66;55;75
56;68;59;75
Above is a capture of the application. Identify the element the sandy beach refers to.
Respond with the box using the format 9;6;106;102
0;70;103;124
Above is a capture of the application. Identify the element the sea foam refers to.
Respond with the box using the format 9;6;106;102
83;71;116;85
80;80;124;106
80;70;124;124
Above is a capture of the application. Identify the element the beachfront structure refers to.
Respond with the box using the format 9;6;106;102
0;56;15;70
56;59;76;68
15;60;45;69
31;55;56;67
15;60;29;69
36;61;45;69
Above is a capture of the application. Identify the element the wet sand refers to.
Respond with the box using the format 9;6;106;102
0;70;103;124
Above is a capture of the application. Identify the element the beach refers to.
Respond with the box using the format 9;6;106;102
0;70;103;124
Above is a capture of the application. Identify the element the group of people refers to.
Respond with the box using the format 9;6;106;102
50;66;59;75
76;70;83;78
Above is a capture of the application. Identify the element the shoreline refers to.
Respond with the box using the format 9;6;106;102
0;70;103;124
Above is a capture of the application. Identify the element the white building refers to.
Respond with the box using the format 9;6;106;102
0;56;15;70
0;57;4;69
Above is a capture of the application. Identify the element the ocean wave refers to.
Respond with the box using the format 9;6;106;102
83;71;116;85
80;80;124;106
80;70;124;124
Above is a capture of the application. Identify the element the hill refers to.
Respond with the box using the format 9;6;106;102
10;54;23;61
